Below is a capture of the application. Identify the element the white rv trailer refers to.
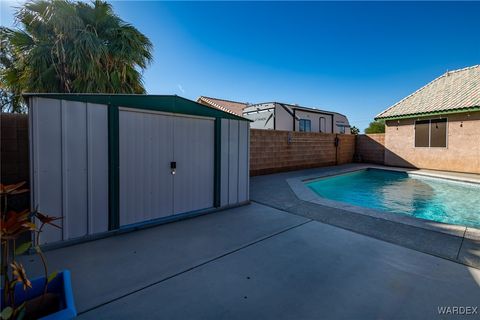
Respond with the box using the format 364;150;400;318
243;102;350;134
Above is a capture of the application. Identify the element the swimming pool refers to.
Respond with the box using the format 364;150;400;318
306;168;480;228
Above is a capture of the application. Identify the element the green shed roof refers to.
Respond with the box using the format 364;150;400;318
23;93;251;121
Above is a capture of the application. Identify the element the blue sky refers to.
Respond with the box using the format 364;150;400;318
1;1;479;130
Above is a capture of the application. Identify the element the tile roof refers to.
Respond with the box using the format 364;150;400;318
197;96;248;116
376;65;480;119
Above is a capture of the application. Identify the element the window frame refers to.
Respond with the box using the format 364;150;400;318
299;119;311;132
414;119;430;148
319;117;326;133
414;118;448;148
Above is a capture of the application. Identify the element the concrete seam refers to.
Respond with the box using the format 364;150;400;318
456;228;467;260
78;218;312;315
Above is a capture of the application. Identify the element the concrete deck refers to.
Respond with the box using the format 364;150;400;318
251;164;480;269
22;203;307;314
21;201;480;319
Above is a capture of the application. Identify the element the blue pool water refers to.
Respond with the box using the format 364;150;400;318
307;169;480;228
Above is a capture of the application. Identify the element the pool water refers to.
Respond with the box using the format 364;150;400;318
307;169;480;228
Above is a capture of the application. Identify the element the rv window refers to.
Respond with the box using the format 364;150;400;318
299;119;311;132
319;117;326;133
336;125;345;134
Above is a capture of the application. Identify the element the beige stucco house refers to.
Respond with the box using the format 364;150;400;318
375;65;480;174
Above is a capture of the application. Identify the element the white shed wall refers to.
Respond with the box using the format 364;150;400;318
220;119;249;206
30;98;109;244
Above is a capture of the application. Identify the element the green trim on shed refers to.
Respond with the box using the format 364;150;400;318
376;106;480;121
108;105;120;230
23;93;251;122
213;118;222;207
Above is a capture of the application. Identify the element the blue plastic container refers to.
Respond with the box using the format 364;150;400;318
1;270;76;320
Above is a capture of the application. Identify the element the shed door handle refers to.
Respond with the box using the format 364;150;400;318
170;161;176;175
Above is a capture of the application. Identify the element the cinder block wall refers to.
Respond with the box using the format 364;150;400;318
1;113;29;184
250;129;355;176
337;134;356;165
355;134;385;164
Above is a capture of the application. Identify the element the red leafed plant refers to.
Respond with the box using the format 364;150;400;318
1;182;62;320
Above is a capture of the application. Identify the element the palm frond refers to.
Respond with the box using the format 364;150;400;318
2;0;153;104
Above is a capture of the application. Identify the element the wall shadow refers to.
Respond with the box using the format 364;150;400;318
355;134;417;169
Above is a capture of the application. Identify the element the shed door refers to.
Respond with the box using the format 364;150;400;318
173;116;215;214
119;109;214;227
119;110;174;226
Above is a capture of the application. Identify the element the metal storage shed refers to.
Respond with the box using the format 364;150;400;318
25;94;250;245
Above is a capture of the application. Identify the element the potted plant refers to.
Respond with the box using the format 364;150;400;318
1;182;76;319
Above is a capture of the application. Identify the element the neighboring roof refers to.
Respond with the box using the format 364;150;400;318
245;101;348;118
376;65;480;120
281;102;348;118
244;102;300;120
23;93;249;121
197;96;248;116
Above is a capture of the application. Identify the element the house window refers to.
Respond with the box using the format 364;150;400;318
414;118;447;148
299;119;311;132
336;125;346;134
430;119;447;147
319;117;326;133
414;120;430;147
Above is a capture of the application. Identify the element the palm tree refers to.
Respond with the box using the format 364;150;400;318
0;32;26;113
0;0;153;112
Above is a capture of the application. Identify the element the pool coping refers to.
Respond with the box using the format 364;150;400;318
286;165;480;241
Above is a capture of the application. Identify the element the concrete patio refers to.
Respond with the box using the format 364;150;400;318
251;164;480;269
22;200;480;319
